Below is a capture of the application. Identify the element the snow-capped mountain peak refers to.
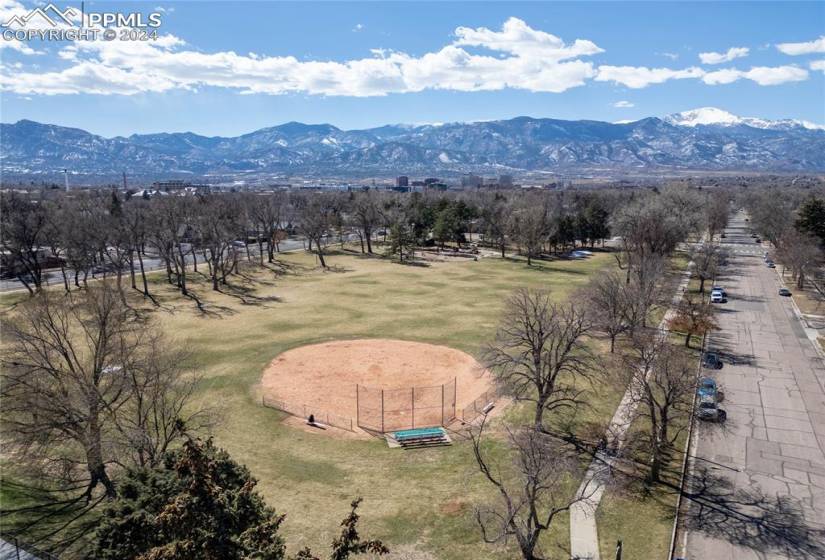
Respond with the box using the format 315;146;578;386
665;107;744;127
665;107;825;131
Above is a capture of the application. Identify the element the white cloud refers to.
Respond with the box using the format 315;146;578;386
0;12;814;98
659;52;679;60
352;23;364;32
595;65;705;88
776;36;825;55
703;65;809;86
809;60;825;72
699;47;749;65
453;16;604;61
613;100;634;108
0;17;603;96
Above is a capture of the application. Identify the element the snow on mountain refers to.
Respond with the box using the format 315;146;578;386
3;112;824;180
665;107;825;131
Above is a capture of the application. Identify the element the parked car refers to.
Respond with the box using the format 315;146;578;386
697;377;718;401
703;352;723;369
697;395;726;422
763;252;769;261
710;291;725;303
755;237;761;243
721;233;727;238
778;288;792;297
711;286;727;298
766;261;776;268
751;233;757;238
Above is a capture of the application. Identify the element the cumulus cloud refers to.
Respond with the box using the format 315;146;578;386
0;9;815;97
699;47;749;64
702;65;808;86
613;100;634;108
0;16;604;96
776;36;825;55
595;65;705;88
811;60;825;72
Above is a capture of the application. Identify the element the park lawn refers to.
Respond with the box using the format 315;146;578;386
161;248;614;559
596;253;698;560
1;247;616;559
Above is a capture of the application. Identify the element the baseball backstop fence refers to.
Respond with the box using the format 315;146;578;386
356;378;457;432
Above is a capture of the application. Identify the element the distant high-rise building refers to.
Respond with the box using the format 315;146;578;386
396;175;409;187
461;173;483;188
498;174;513;187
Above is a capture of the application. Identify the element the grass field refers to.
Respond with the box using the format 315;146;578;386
0;247;621;559
1;245;695;558
167;248;619;559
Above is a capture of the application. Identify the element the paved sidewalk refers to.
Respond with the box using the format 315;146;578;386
569;264;693;560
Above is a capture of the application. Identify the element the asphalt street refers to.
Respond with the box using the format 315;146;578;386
0;234;370;292
684;212;825;559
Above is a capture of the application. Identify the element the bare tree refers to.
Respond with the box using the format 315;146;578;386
775;229;822;289
612;194;693;282
509;200;549;266
247;192;285;264
471;420;596;560
484;288;595;432
352;190;381;254
110;337;207;469
42;199;72;293
0;191;48;294
123;200;152;297
622;254;665;333
620;333;696;483
584;269;629;353
704;192;730;242
299;195;333;268
689;242;726;294
1;283;202;500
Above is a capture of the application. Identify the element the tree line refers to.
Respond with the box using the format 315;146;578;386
468;186;730;560
0;187;620;299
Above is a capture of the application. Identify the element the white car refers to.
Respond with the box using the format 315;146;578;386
710;290;726;303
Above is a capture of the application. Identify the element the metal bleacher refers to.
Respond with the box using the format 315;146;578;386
390;427;451;449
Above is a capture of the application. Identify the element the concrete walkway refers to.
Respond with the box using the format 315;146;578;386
569;263;694;560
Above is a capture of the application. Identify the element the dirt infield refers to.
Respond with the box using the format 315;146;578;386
260;339;493;432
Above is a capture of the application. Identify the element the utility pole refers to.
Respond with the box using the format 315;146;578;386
63;168;69;192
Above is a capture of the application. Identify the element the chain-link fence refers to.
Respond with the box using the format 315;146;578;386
356;378;456;432
262;395;354;432
460;388;497;424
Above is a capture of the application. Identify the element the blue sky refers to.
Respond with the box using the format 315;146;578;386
0;1;823;137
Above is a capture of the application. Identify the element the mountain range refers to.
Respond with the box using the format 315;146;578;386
2;108;824;182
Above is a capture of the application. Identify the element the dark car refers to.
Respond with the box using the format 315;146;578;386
697;377;718;401
766;261;776;268
697;396;726;422
779;288;792;297
703;352;723;369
